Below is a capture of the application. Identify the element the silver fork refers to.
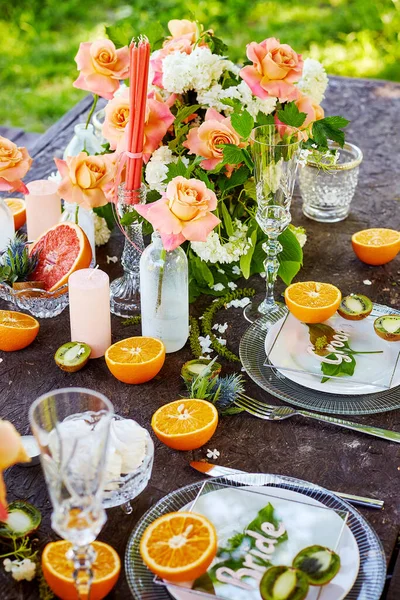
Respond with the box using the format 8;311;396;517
234;394;400;443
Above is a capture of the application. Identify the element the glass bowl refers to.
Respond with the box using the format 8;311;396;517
0;282;68;318
102;415;154;513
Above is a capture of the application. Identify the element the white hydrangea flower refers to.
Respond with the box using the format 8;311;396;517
191;220;250;264
232;265;241;275
94;214;111;246
212;283;225;291
4;558;36;582
237;81;277;118
197;81;277;119
297;58;328;104
212;322;228;334
227;281;237;290
289;224;307;248
161;52;192;93
145;146;186;193
226;297;251;309
199;335;213;354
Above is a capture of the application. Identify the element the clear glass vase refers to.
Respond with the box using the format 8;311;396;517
63;123;103;159
299;142;363;222
61;201;96;267
110;185;146;318
0;197;15;253
140;232;189;353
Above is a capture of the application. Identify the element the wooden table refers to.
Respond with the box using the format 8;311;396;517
1;76;400;599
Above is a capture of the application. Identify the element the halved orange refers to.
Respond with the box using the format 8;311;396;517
284;281;342;323
0;310;39;351
352;228;400;265
5;198;26;230
29;222;92;291
140;511;217;582
42;540;120;600
151;399;218;451
105;336;165;384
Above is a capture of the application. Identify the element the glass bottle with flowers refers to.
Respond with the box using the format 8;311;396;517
136;176;220;353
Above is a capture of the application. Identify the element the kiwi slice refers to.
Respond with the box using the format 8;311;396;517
181;359;221;383
374;315;400;342
337;294;372;320
292;545;341;585
260;566;309;600
55;342;92;372
0;500;41;538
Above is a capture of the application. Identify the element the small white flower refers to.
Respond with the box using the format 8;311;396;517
191;220;250;264
0;358;3;364
226;297;251;309
94;214;111;246
216;337;227;346
4;558;36;582
232;265;241;276
363;279;372;285
206;448;220;460
212;283;225;292
227;281;237;290
212;322;228;334
289;224;307;248
296;58;328;104
198;335;213;354
106;255;118;264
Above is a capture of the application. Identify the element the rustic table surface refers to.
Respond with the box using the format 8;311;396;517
1;76;400;600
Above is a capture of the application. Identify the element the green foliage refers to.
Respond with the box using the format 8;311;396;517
277;101;307;128
188;316;203;357
311;116;350;149
230;109;254;139
93;203;115;231
0;234;40;284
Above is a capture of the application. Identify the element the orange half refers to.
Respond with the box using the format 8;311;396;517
105;336;166;384
140;511;217;582
284;281;342;323
42;540;120;600
352;228;400;265
5;198;26;230
0;310;39;351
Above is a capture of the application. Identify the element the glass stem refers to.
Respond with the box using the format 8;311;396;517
263;237;282;308
71;544;96;600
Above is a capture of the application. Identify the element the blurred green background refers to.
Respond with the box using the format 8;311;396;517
1;0;399;133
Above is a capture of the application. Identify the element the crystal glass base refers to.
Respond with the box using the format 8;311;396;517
110;271;141;318
243;298;285;324
302;202;350;223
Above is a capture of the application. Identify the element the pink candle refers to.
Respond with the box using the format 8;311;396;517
69;269;111;359
25;180;61;241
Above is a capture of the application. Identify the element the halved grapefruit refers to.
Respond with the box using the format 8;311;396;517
29;222;92;291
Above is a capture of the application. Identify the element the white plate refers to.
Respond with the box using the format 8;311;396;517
264;313;400;395
167;485;360;600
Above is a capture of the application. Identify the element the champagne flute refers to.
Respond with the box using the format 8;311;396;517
29;388;113;599
244;124;303;323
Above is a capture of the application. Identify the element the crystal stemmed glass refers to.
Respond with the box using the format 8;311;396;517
244;124;303;323
29;388;114;599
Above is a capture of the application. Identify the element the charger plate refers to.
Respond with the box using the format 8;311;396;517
239;303;400;415
125;474;386;600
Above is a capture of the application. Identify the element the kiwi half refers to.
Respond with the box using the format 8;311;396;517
0;500;41;538
181;359;222;384
260;566;309;600
292;545;341;586
374;315;400;342
337;294;372;320
55;342;92;372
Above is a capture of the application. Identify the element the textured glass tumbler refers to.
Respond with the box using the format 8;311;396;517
299;142;363;222
110;185;146;317
244;124;302;323
29;388;113;600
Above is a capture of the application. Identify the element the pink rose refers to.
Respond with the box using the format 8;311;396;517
73;39;130;100
167;19;197;42
240;38;303;102
114;90;175;160
0;136;32;194
135;176;220;250
183;108;246;171
295;94;325;129
55;152;116;210
150;37;193;88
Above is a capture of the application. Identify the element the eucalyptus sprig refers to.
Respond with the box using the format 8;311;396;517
0;234;40;284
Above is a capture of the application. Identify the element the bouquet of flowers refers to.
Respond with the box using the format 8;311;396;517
69;19;348;301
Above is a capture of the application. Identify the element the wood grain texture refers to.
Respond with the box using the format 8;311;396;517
0;78;399;599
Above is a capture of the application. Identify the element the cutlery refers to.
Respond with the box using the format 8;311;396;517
190;461;384;509
234;394;400;444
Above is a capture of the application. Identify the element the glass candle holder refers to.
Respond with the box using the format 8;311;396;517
29;388;113;599
299;142;363;223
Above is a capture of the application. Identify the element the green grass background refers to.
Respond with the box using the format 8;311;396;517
1;0;399;133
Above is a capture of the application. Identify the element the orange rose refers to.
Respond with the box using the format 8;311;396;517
0;136;32;194
167;19;197;43
55;152;116;210
0;420;30;520
296;94;325;129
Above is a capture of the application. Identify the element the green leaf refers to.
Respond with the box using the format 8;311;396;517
93;203;115;231
240;228;257;279
220;98;242;112
230;110;254;140
221;144;245;166
256;112;275;126
312;116;350;148
220;201;234;237
194;168;215;191
218;165;250;193
278;227;303;264
278;260;302;286
166;159;189;181
243;178;257;200
175;104;200;126
241;148;254;171
193;572;216;595
277;101;307;128
190;255;214;288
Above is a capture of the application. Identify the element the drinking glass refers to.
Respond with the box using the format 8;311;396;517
29;388;114;599
244;124;303;323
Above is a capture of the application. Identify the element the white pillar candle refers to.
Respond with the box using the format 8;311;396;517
69;268;112;359
25;180;61;241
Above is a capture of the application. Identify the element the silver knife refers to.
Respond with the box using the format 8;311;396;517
190;461;384;509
